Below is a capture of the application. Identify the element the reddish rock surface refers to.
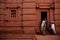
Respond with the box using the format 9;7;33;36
0;0;60;40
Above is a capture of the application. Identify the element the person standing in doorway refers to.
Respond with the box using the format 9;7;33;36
41;19;47;35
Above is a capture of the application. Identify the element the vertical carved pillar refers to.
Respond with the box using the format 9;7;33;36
50;9;54;23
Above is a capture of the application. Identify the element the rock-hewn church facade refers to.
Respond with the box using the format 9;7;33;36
0;0;60;35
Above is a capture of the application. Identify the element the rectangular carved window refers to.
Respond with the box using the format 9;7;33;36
11;10;16;18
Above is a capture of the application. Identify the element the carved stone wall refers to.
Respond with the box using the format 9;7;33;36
0;0;60;35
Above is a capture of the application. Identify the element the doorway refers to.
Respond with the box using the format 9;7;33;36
41;12;47;21
36;9;50;34
40;11;47;33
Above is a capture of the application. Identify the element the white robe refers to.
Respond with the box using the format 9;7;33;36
41;20;46;31
51;24;56;34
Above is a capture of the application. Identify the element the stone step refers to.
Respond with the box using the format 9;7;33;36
0;34;60;40
35;35;60;40
0;34;36;40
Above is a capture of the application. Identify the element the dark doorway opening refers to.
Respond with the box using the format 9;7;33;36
40;11;47;34
41;12;47;21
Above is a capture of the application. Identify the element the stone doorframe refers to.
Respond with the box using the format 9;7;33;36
36;4;55;34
